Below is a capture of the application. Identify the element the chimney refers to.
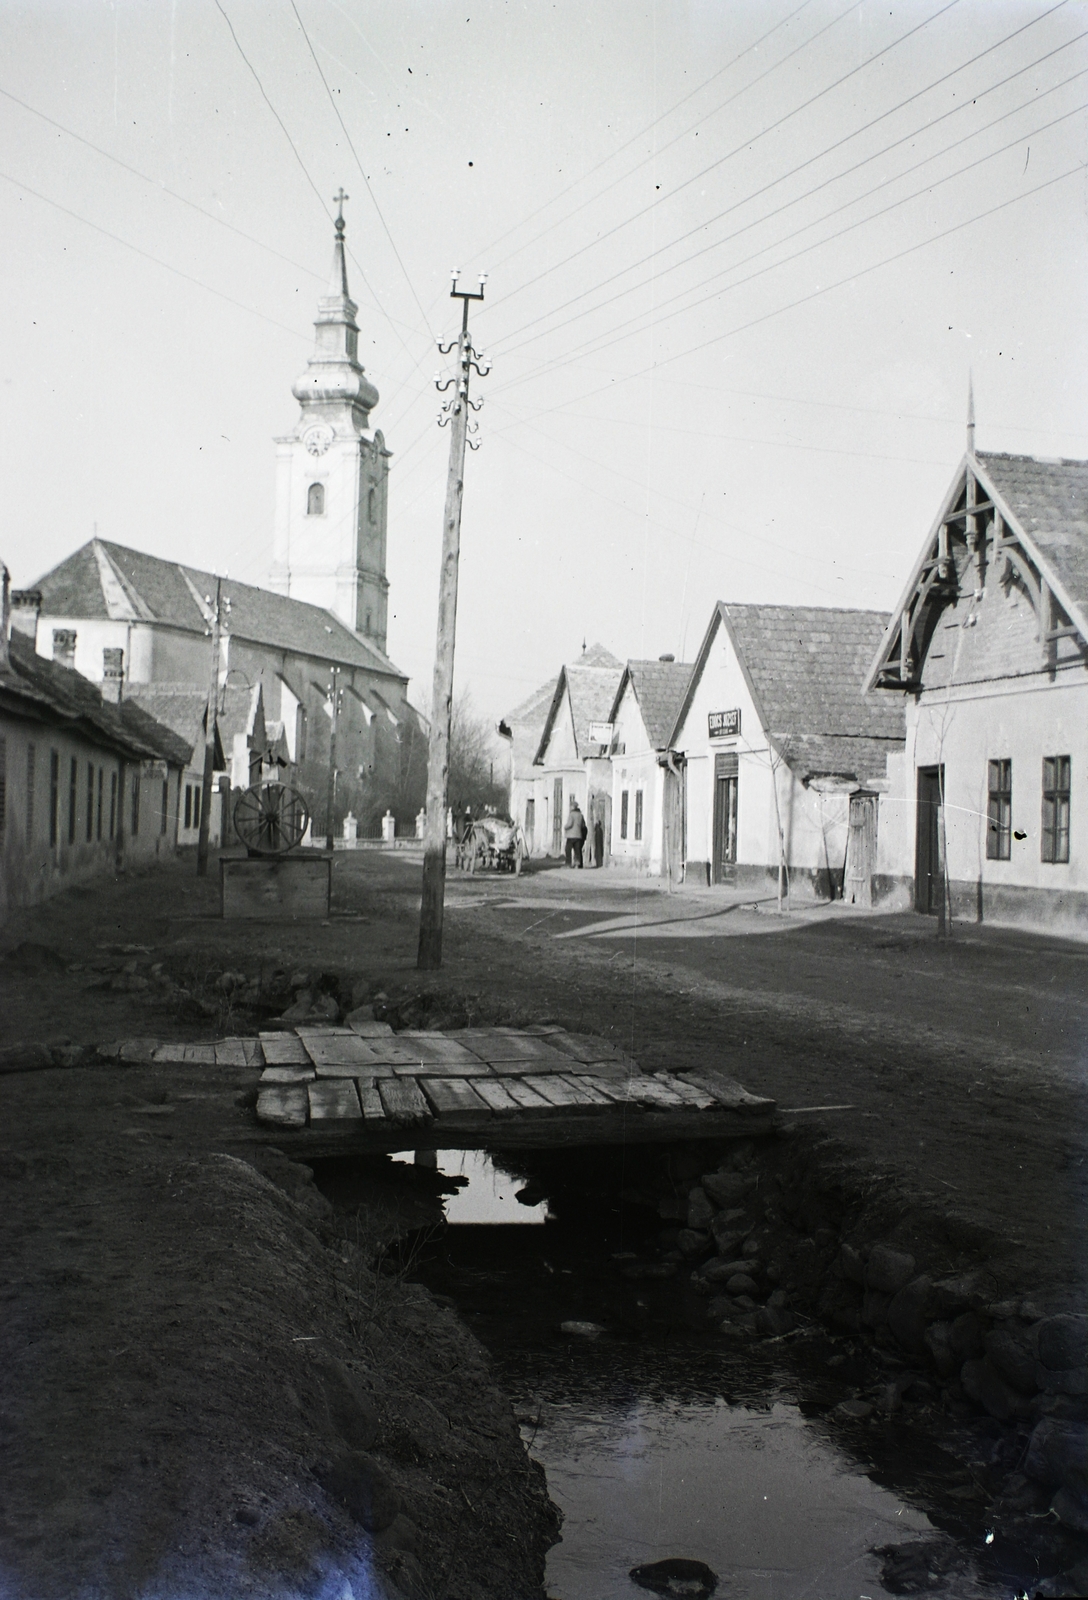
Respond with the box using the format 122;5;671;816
10;589;41;640
52;628;77;669
101;646;125;704
0;566;9;673
658;652;675;663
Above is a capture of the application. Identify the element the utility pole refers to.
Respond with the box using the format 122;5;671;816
325;664;341;852
418;271;489;970
196;576;224;877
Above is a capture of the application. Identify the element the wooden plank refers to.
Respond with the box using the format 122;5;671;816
522;1074;603;1109
500;1077;560;1112
378;1078;432;1126
397;1033;489;1067
300;1032;393;1070
316;1060;396;1079
563;1075;616;1106
346;1017;395;1037
422;1077;491;1124
215;1039;250;1067
470;1077;523;1115
118;1038;161;1063
678;1070;777;1115
259;1033;311;1066
259;1065;315;1085
256;1086;308;1127
546;1030;637;1067
181;1043;218;1065
655;1074;719;1109
393;1059;490;1079
241;1038;264;1067
308;1080;362;1121
355;1077;387;1123
152;1044;189;1064
447;1030;576;1068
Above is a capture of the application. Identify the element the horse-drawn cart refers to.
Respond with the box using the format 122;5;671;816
456;814;528;874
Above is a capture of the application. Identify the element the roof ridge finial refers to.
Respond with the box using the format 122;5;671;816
966;371;976;456
328;188;350;298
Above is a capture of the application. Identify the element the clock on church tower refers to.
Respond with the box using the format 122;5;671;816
269;194;391;651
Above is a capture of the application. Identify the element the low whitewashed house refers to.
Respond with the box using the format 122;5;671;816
531;656;625;862
608;658;694;876
668;604;906;899
865;437;1088;933
501;644;620;857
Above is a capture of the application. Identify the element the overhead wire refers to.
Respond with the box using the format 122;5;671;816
493;92;1088;376
492;12;1083;354
485;0;964;314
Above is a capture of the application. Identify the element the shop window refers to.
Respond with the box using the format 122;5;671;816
68;757;77;844
987;759;1011;860
634;790;643;842
620;790;629;840
86;763;94;841
1042;756;1071;864
307;482;325;516
26;743;35;842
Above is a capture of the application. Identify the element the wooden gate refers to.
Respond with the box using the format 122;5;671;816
663;762;685;886
711;751;738;884
552;778;563;856
915;766;944;914
844;792;877;907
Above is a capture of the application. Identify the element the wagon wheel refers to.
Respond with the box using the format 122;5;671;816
232;783;309;857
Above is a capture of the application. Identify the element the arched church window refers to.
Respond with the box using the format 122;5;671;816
307;482;325;516
368;486;376;522
365;610;372;635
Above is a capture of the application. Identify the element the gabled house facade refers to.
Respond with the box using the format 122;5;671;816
669;604;906;899
502;644;620;858
531;654;624;863
865;444;1088;933
608;658;694;877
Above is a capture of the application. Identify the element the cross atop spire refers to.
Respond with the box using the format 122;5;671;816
333;187;349;234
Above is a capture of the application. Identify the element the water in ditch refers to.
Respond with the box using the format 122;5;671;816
373;1148;1022;1600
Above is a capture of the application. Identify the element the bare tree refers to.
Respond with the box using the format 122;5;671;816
448;691;507;817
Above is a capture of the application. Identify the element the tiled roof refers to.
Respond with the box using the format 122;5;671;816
1;633;190;766
125;683;259;770
617;660;694;749
534;662;625;764
778;733;902;787
977;453;1088;616
722;604;905;745
34;540;405;680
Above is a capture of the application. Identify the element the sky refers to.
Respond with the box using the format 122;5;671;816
1;0;1086;721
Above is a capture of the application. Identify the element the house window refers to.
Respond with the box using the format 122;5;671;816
620;790;629;840
50;750;59;845
26;743;35;842
634;789;644;842
68;757;77;844
193;785;201;832
161;780;169;835
97;768;103;840
109;771;117;839
987;759;1011;861
131;773;140;837
1042;756;1071;864
86;763;94;841
368;486;376;522
184;785;192;830
307;482;325;516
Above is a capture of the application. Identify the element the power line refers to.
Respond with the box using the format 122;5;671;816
485;0;963;315
493;12;1083;355
496;92;1088;375
0;169;309;340
489;155;1087;408
0;84;325;285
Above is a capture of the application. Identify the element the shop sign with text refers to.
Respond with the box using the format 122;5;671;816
708;708;741;739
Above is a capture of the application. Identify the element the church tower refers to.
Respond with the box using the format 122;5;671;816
270;196;391;650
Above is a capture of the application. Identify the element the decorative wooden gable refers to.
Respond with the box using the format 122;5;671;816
867;455;1088;691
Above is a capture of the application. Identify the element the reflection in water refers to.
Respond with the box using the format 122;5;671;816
388;1148;547;1223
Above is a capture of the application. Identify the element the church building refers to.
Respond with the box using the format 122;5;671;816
21;207;424;840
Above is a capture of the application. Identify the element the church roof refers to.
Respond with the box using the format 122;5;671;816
1;632;191;767
34;540;405;681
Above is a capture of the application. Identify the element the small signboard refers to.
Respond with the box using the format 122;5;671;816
708;708;741;739
588;721;614;746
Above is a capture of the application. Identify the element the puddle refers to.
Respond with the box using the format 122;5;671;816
402;1151;1012;1600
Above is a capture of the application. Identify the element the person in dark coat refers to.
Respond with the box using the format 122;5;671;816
564;801;587;867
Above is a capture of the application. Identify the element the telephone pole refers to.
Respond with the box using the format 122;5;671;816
325;664;341;852
418;271;489;969
196;577;224;877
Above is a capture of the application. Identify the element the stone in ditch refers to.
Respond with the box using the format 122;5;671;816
560;1320;605;1339
677;1229;710;1258
949;1312;986;1361
961;1357;1030;1422
839;1242;866;1286
931;1271;990;1318
861;1290;891;1329
629;1557;717;1597
1037;1315;1088;1374
755;1305;794;1338
701;1259;750;1285
923;1321;957;1379
985;1327;1038;1394
314;1450;401;1533
702;1171;754;1208
707;1296;735;1324
319;1357;379;1451
835;1399;873;1420
686;1187;716;1230
725;1274;759;1297
1024;1418;1088;1487
887;1276;933;1355
1052;1485;1088;1535
1036;1363;1088;1397
865;1245;916;1295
